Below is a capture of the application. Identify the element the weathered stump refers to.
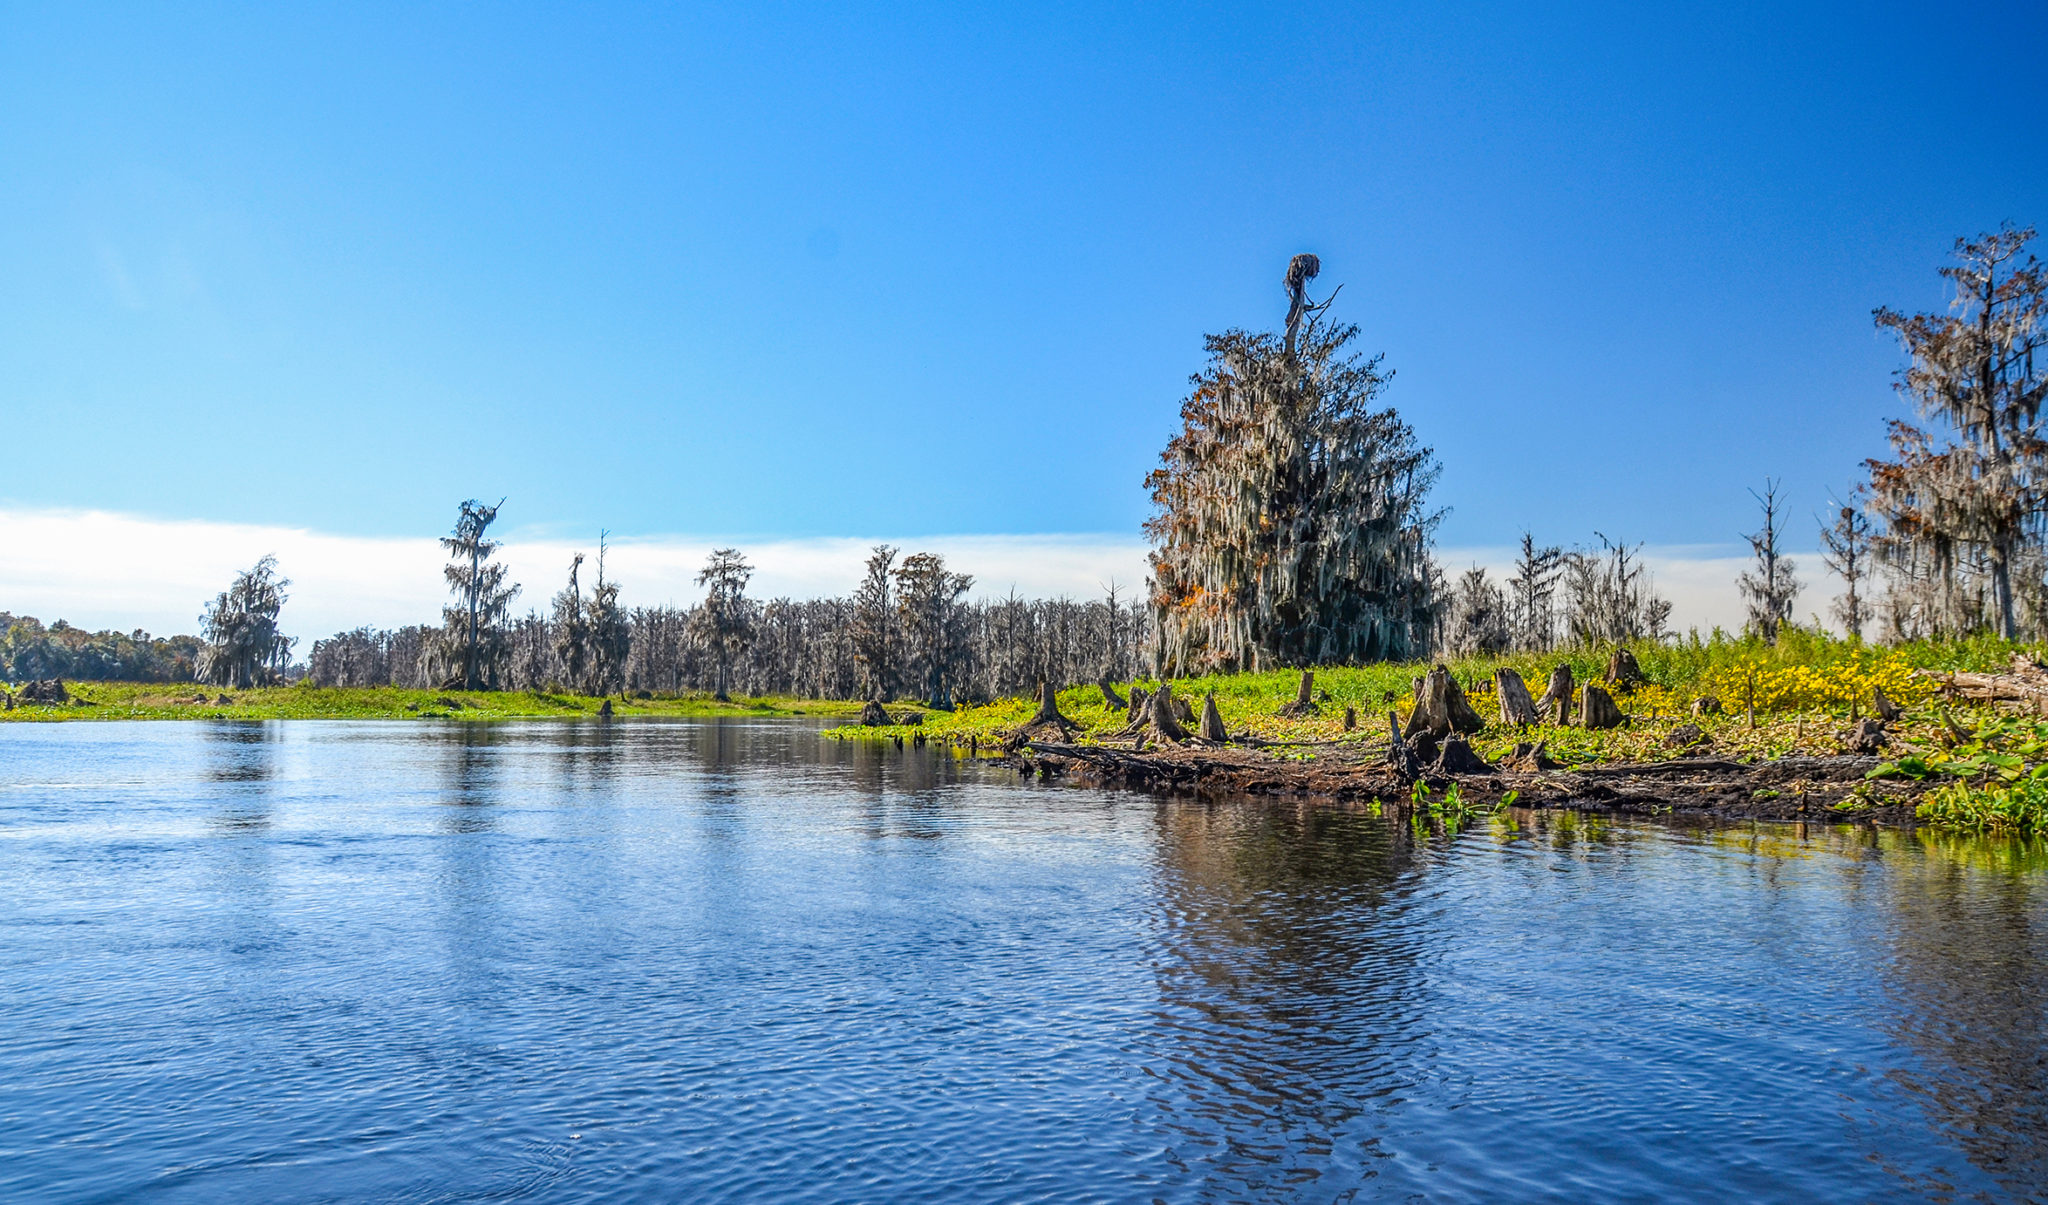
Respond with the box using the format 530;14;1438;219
1845;718;1889;754
1502;740;1559;771
19;678;69;704
1099;677;1129;710
1127;685;1149;715
1030;682;1074;728
1535;665;1574;725
1872;686;1903;723
1605;647;1645;694
858;699;891;727
1199;692;1228;741
1664;722;1705;749
1277;669;1319;718
1404;665;1485;741
1580;684;1626;730
1434;735;1495;776
1691;695;1723;717
1343;705;1357;731
1385;711;1425;782
1496;668;1540;727
1149;684;1190;743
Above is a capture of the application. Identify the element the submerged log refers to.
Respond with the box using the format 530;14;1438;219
1496;668;1540;727
1404;665;1485;740
1098;677;1129;710
1580;684;1626;730
1535;665;1574;725
1200;692;1228;741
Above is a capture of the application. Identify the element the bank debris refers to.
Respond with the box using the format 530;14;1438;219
999;663;1938;826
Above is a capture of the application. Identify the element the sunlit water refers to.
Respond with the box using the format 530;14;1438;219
2;719;2045;1203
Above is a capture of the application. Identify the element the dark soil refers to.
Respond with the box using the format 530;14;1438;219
1011;740;1927;827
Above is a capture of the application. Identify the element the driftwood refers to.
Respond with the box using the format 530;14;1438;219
1277;669;1320;718
1405;665;1485;740
1385;711;1426;782
1535;665;1574;725
1495;668;1540;726
1199;692;1228;741
1580;684;1627;730
857;699;891;727
1916;655;2048;710
1098;677;1129;710
1605;648;1644;694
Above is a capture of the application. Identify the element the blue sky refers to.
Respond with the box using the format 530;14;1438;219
3;1;2044;560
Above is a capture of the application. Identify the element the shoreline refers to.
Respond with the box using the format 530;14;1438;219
1007;739;1925;828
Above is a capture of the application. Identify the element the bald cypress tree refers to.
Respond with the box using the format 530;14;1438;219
1146;256;1441;676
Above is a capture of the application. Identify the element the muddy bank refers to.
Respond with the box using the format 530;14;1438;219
1012;740;1928;827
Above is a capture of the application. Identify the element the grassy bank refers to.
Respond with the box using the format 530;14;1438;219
830;632;2048;834
0;682;862;723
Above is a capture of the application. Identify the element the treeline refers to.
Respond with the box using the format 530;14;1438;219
309;542;1149;704
0;614;202;682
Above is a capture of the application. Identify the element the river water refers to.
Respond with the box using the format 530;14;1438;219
1;719;2044;1203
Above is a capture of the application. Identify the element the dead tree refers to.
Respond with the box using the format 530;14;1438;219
1098;676;1129;710
1535;664;1575;725
1496;667;1540;726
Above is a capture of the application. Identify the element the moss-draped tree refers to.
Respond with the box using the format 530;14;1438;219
1145;255;1442;676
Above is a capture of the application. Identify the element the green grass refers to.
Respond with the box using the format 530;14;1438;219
0;681;863;723
828;632;2048;833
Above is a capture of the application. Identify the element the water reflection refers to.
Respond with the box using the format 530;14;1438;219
3;721;2047;1203
1872;831;2048;1197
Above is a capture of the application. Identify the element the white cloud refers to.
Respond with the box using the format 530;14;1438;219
0;507;1152;644
0;507;1841;648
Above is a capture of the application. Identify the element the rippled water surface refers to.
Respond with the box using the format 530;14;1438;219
3;719;2047;1202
